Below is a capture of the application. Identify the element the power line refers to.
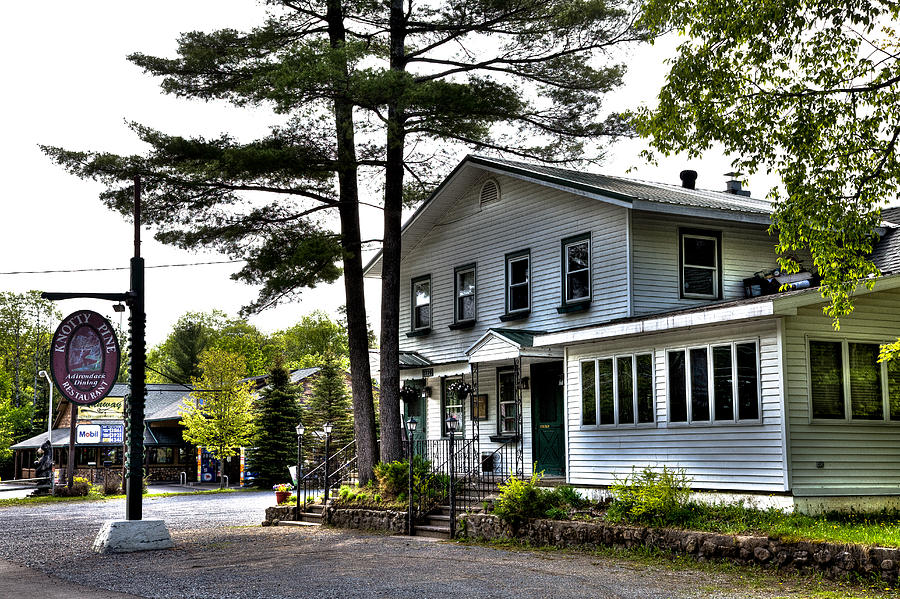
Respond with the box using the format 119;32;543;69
0;259;245;276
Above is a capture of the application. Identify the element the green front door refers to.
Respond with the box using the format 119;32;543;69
531;361;565;475
403;380;427;442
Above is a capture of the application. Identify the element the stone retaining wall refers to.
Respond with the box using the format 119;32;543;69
463;514;900;583
262;505;296;525
326;507;408;534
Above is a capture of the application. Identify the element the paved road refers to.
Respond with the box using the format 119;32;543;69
0;491;821;598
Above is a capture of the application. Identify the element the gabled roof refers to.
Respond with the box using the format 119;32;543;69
364;154;773;277
466;328;562;363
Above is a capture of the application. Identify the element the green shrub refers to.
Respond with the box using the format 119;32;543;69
54;476;91;497
606;466;691;526
548;485;588;509
493;473;550;526
374;460;408;498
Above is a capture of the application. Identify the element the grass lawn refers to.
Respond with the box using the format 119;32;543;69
644;502;900;547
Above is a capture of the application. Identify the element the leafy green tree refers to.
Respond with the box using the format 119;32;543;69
302;353;354;459
273;310;348;365
637;0;900;330
248;362;302;488
180;349;254;488
43;0;643;473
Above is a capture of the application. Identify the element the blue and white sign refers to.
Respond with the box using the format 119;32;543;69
76;423;124;444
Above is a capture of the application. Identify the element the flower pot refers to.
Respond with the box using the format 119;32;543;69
275;490;290;504
455;390;469;400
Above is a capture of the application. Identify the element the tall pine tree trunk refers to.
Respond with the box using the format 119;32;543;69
378;0;408;464
326;0;377;484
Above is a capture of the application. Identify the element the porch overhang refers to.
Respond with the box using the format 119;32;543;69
533;273;900;347
466;328;562;364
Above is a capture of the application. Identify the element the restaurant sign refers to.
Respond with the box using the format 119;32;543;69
50;310;120;406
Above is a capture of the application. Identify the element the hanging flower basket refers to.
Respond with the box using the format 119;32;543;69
448;381;473;400
399;385;420;402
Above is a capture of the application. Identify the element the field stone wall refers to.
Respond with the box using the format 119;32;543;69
326;507;408;534
463;514;900;584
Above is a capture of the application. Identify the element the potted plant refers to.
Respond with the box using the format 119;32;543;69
273;483;293;505
448;380;473;400
399;385;420;402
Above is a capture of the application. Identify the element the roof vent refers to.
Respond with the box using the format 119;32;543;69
479;179;500;204
724;172;751;196
679;170;697;190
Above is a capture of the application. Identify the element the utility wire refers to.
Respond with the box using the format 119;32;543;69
0;259;245;276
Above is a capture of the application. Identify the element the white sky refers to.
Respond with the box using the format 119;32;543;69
0;1;779;347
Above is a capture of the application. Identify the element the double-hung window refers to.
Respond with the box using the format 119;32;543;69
505;250;530;316
562;233;591;305
454;264;476;324
442;377;465;436
809;339;900;421
667;341;760;424
581;353;654;426
680;229;721;299
410;275;431;332
497;368;518;436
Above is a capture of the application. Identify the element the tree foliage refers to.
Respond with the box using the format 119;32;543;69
248;361;302;488
302;353;354;457
180;349;254;480
637;0;900;327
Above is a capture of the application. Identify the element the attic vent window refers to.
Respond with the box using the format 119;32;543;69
480;179;500;204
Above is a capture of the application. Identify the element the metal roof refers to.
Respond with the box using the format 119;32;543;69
399;351;432;369
364;154;774;277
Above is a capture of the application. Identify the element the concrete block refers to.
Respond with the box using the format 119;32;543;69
92;519;174;554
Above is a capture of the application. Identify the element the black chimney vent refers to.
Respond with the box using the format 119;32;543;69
679;170;698;189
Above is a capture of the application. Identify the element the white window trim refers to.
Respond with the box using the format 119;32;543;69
411;276;432;331
564;237;592;304
506;254;530;313
497;367;517;435
579;352;655;429
665;339;762;427
681;232;720;299
455;265;476;323
806;335;900;425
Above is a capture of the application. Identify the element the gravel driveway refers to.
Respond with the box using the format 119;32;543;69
0;492;820;598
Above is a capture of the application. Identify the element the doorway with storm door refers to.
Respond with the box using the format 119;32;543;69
530;361;565;476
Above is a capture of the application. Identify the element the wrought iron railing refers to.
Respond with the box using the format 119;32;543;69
297;440;356;512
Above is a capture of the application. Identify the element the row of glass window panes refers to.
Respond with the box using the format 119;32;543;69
580;342;760;426
810;340;900;421
668;342;759;422
581;354;654;426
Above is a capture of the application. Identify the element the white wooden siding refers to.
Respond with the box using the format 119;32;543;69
784;288;900;495
630;211;783;315
565;320;786;492
399;174;630;365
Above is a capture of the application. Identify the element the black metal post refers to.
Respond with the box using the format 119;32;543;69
125;176;146;521
408;436;414;535
323;431;331;504
448;428;456;539
296;434;303;520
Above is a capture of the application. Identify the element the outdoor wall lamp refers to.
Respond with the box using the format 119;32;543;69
295;423;305;436
518;377;529;390
422;386;432;398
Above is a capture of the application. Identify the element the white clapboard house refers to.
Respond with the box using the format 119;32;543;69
364;155;900;509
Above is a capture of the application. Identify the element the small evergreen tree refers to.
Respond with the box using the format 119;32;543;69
302;354;354;460
248;362;301;488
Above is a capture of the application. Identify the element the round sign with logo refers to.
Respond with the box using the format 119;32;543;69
50;310;121;406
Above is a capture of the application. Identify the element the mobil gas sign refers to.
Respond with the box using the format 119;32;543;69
76;424;101;444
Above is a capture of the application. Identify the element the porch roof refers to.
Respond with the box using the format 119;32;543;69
466;328;563;363
534;273;900;347
400;351;433;369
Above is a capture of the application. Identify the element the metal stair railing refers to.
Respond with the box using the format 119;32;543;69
297;440;355;512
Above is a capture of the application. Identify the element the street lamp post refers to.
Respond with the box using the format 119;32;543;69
37;370;54;493
446;414;458;539
406;417;418;536
295;422;305;518
322;422;333;504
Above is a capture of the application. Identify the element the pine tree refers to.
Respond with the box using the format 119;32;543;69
302;354;354;460
248;363;302;488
